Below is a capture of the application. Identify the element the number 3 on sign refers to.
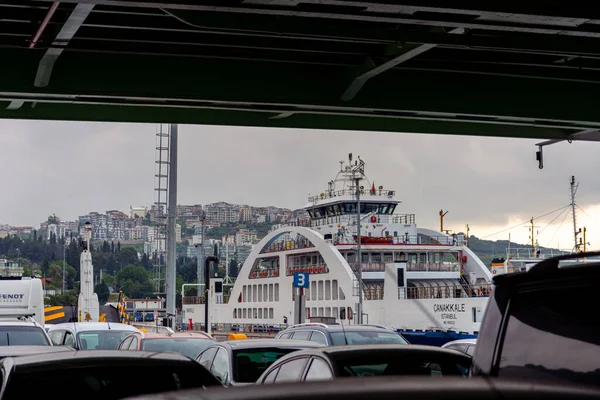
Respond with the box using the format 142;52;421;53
293;272;310;288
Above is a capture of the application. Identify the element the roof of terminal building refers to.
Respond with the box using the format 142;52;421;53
2;1;600;142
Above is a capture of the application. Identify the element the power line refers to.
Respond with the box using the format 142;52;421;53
480;204;570;240
546;207;572;249
537;205;571;236
576;204;598;225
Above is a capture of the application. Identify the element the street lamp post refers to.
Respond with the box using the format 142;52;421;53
62;244;66;294
16;248;20;278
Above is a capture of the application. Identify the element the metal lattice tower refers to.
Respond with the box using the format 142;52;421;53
153;124;170;295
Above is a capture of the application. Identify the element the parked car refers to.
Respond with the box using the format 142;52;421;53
0;345;74;360
47;322;140;350
276;323;408;346
256;344;471;383
0;317;51;346
0;350;222;399
441;339;476;356
124;376;600;400
196;339;323;386
118;331;215;358
472;252;600;386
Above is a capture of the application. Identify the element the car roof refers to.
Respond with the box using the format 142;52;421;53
283;324;395;333
212;339;323;350
442;339;477;346
273;344;470;359
4;350;196;367
494;252;600;287
140;332;213;340
0;320;43;328
123;376;600;400
0;346;75;358
47;322;140;332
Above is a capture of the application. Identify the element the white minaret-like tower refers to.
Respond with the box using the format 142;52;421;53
77;221;100;322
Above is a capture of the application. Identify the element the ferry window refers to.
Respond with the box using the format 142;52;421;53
318;307;324;317
253;285;257;302
269;284;273;301
379;204;389;214
388;204;397;214
311;307;317;317
498;285;600;386
264;308;268;319
253;308;257;318
274;284;279;301
347;252;356;263
362;253;369;262
344;203;355;213
332;280;338;300
385;231;390;237
269;308;274;319
393;231;398;237
364;204;378;213
339;287;346;300
332;204;341;215
258;285;263;302
258;309;263;319
318;281;324;300
372;253;382;262
325;280;331;300
264;285;268;301
311;281;317;299
326;206;334;216
325;307;331;317
304;358;333;381
242;286;247;302
243;309;247;318
383;253;393;262
333;307;338;319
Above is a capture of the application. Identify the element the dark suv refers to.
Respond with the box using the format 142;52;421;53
472;252;600;386
275;323;408;346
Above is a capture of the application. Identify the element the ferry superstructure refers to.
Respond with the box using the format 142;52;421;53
183;155;492;334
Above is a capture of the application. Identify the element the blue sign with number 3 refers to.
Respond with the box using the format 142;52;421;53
293;272;310;288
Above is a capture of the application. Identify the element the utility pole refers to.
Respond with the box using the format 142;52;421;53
62;243;66;294
166;124;178;327
439;209;448;232
197;211;206;290
526;217;540;258
465;224;470;247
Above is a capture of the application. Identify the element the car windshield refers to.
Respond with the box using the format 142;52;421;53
233;348;302;383
142;338;214;358
77;331;133;350
330;331;408;346
0;327;49;346
336;353;471;377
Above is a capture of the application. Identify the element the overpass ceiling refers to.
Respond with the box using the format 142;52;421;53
1;1;600;139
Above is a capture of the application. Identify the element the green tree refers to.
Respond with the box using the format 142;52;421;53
48;214;59;224
101;273;115;288
94;282;110;303
116;264;152;298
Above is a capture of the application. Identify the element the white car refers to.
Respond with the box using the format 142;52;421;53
0;317;52;346
47;322;140;350
441;338;476;356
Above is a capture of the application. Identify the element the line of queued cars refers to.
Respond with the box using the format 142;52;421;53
0;251;597;400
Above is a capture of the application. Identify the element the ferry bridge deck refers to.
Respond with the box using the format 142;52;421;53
2;1;600;144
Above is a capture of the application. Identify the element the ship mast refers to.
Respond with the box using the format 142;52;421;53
570;176;581;252
349;153;365;325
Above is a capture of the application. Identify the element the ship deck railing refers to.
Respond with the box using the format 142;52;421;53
308;188;396;203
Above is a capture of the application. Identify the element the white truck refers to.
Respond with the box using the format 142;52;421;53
0;277;45;327
0;277;50;345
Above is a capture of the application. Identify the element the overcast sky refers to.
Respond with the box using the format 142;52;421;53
1;119;599;252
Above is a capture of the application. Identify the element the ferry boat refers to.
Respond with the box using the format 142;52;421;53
183;154;493;338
